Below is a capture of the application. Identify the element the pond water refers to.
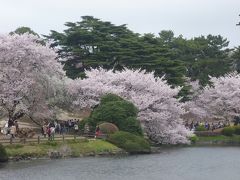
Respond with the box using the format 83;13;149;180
0;147;240;180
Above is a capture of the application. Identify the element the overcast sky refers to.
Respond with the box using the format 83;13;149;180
0;0;239;47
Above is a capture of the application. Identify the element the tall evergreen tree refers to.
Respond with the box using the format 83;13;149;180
46;18;187;88
10;26;39;37
46;16;234;101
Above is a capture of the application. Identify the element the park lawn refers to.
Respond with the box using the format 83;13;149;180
5;144;48;157
4;139;121;158
68;139;120;155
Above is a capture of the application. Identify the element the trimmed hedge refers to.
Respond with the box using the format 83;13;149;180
234;126;240;135
194;131;221;136
195;125;207;131
0;144;8;162
189;135;198;143
107;131;150;154
87;94;143;135
222;127;235;136
91;100;138;121
98;122;119;134
100;93;124;105
120;117;143;135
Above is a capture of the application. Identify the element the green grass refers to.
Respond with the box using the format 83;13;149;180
5;139;121;158
197;135;240;141
68;140;121;156
107;131;150;154
6;144;48;157
196;135;240;143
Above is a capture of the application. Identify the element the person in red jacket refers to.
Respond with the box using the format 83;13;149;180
95;126;100;138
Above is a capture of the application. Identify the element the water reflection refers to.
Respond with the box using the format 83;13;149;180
0;147;240;180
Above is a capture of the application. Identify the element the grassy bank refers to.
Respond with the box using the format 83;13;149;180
6;135;240;160
194;135;240;146
4;139;124;159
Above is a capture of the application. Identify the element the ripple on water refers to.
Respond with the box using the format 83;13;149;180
0;147;240;180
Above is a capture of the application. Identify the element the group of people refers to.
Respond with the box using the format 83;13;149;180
185;121;230;131
41;119;80;140
64;119;80;134
41;121;56;140
0;120;19;138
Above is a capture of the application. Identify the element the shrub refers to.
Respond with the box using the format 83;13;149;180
222;127;235;136
79;118;88;132
120;117;143;135
87;94;143;135
107;131;150;154
189;135;198;143
79;118;98;133
98;122;119;134
100;93;124;105
0;144;8;162
234;126;240;135
91;101;138;123
195;125;207;131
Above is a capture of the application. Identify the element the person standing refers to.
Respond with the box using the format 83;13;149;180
74;123;79;135
95;126;100;138
10;125;16;138
14;121;19;135
42;124;47;138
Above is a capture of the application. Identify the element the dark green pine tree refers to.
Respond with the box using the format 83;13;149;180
45;17;234;101
232;46;240;73
46;16;139;78
45;17;187;88
171;34;233;86
10;26;39;37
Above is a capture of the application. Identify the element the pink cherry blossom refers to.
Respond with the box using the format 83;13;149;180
68;68;191;144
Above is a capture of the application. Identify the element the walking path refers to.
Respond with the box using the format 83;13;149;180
0;133;96;145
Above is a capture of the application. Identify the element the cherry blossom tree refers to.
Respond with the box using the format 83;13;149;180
0;34;65;125
68;68;191;144
186;73;240;121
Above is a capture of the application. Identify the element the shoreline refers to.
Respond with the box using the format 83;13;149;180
2;135;240;163
2;139;127;162
7;150;129;162
5;143;240;163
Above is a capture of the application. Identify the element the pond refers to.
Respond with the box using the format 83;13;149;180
0;147;240;180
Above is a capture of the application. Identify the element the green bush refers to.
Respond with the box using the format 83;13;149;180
91;100;138;122
189;135;198;143
87;94;143;135
234;126;240;135
100;93;124;105
98;122;119;134
222;127;235;136
195;125;207;131
107;131;150;154
0;144;8;162
79;118;88;131
120;117;143;135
